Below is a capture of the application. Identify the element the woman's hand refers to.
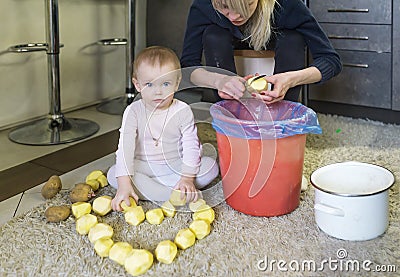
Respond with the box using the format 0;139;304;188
111;177;139;212
251;72;294;104
215;75;247;100
174;176;200;203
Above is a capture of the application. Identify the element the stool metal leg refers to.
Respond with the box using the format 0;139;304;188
97;0;137;115
9;0;99;145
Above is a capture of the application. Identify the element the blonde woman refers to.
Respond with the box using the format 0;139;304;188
181;0;342;104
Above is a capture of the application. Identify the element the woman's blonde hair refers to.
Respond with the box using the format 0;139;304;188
212;0;276;51
133;46;181;78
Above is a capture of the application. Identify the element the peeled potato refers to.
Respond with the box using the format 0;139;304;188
169;189;186;206
41;175;62;199
174;228;196;250
94;237;114;258
86;170;108;188
145;208;164;225
85;170;104;183
44;205;70;222
246;76;268;93
85;179;100;191
189;219;211;239
188;199;206;212
71;202;92;219
161;200;176;217
76;214;98;235
120;197;137;212
92;195;112;216
109;242;133;266
125;206;145;226
124;249;153;276
155;240;177;264
193;204;215;224
88;223;114;244
97;174;108;188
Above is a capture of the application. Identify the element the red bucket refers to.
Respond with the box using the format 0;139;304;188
210;99;321;216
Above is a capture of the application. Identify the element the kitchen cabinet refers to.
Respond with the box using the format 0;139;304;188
307;0;400;123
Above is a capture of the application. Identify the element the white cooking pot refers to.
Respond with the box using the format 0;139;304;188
311;161;395;241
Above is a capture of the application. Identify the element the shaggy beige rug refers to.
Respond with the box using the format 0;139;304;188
0;114;399;277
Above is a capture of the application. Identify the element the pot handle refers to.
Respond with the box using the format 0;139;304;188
314;203;345;217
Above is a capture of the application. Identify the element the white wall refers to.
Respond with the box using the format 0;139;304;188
0;0;146;129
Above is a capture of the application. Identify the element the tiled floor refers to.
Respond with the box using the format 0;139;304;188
0;104;123;226
0;90;205;227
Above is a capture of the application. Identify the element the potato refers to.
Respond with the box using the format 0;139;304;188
94;237;114;258
189;219;211;239
71;202;92;219
86;170;108;188
76;214;98;235
85;170;104;183
92;196;112;216
97;174;108;188
44;205;70;222
85;179;100;191
174;228;196;250
145;208;164;225
155;240;177;264
124;249;153;276
188;199;206;212
41;175;62;199
246;76;268;93
120;197;137;212
169;189;186;206
161;200;176;217
70;183;95;203
193;204;215;224
109;242;133;265
88;223;114;243
125;206;145;226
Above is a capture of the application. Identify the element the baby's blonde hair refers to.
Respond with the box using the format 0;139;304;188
133;46;181;78
212;0;276;51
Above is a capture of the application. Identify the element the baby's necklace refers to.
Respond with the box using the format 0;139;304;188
145;105;170;147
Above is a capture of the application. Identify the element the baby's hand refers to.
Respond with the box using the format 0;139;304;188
174;176;200;203
111;182;138;212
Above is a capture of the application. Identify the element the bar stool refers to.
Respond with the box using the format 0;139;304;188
8;0;99;145
96;0;137;115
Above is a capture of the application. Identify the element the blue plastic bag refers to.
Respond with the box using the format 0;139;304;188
210;99;322;139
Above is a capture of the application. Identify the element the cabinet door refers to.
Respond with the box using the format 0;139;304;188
320;23;391;53
393;0;400;111
309;0;391;24
309;50;391;109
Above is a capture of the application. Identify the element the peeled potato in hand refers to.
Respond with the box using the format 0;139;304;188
120;197;137;212
169;189;186;206
246;76;268;93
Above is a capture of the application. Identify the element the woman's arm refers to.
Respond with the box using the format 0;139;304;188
190;68;246;99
